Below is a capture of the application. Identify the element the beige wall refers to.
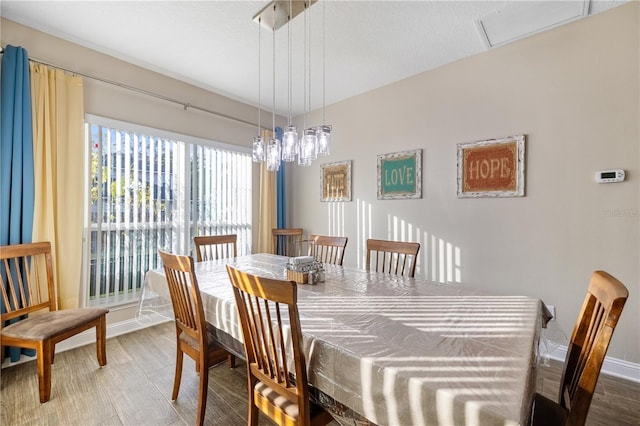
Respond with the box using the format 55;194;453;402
0;19;266;144
290;3;639;363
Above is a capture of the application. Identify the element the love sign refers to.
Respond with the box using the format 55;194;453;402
377;149;422;200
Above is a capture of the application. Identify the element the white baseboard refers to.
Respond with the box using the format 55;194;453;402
547;344;640;383
4;317;639;384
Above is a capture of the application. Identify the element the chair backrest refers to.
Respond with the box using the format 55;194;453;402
158;250;207;347
0;242;57;322
366;239;420;278
193;234;237;262
226;265;311;420
272;228;304;257
558;270;628;426
308;235;348;266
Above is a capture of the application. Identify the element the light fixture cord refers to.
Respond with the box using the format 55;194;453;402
288;0;293;126
303;2;307;130
257;17;261;134
272;15;276;133
307;2;312;125
322;0;326;125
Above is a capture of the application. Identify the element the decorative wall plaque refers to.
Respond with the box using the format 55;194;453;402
377;149;422;200
321;160;351;202
457;135;525;198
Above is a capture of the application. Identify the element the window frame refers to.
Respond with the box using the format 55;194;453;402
81;114;252;308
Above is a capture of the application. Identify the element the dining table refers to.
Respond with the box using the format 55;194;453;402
140;253;550;426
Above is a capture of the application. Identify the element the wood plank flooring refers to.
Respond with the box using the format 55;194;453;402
1;321;638;425
536;357;640;426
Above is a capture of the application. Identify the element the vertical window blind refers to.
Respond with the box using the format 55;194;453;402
84;116;252;307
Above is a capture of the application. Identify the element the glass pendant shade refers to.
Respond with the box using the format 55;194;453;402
298;128;318;166
297;152;312;166
316;125;331;156
266;137;281;171
252;136;265;162
281;125;298;162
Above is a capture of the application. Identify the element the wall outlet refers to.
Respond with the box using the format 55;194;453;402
545;304;556;320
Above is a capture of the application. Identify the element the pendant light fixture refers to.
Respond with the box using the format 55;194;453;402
281;0;299;162
252;0;332;171
266;16;281;172
252;17;265;162
298;1;317;166
316;0;331;156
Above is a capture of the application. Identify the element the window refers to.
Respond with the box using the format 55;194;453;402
83;115;252;307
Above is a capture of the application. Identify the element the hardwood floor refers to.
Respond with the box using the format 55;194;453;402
1;321;638;425
536;358;640;426
1;322;255;426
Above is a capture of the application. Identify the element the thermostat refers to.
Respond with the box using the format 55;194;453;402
595;169;625;183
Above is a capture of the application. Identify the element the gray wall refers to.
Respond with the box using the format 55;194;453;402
289;3;639;364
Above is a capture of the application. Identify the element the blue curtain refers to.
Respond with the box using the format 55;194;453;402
276;127;286;228
1;45;35;362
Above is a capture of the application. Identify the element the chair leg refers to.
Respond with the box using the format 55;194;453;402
172;346;184;401
227;354;236;369
96;315;107;366
196;359;209;426
247;377;259;426
37;340;53;403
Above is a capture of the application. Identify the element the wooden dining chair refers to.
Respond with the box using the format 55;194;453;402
308;235;348;266
532;270;628;426
365;238;420;278
226;265;334;426
0;241;108;403
194;234;237;262
193;235;238;368
272;228;304;257
158;250;232;426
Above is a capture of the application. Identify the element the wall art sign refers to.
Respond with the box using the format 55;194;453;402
377;149;422;200
321;160;352;202
457;135;525;198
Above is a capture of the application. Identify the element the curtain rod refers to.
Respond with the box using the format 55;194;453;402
0;45;262;129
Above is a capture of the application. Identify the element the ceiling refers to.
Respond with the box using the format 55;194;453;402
1;1;628;117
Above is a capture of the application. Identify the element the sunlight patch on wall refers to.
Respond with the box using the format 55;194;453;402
325;201;346;237
356;198;373;269
422;232;462;284
353;198;462;283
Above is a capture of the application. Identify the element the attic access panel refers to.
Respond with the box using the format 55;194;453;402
476;0;589;48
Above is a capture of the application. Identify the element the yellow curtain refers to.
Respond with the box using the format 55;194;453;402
257;129;277;253
30;63;85;309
